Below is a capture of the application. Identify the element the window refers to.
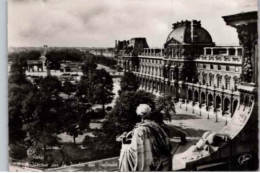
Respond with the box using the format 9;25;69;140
210;64;214;69
218;65;221;70
229;49;235;55
226;65;230;71
235;67;239;72
203;64;206;69
209;75;214;86
217;76;222;88
203;75;207;85
206;49;211;55
237;49;242;56
234;77;239;90
225;77;230;89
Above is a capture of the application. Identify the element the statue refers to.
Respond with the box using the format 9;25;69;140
242;56;253;83
117;104;172;171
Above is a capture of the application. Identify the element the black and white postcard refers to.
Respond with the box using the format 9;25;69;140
8;0;258;171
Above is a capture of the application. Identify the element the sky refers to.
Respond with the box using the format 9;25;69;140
8;0;257;48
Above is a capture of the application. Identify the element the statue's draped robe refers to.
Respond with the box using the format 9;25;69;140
119;120;172;171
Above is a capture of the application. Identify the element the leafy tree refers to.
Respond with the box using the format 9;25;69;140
9;81;36;144
81;58;97;78
45;48;95;70
76;76;93;103
62;80;76;98
23;92;63;152
104;90;155;135
61;98;91;144
120;71;140;92
8;50;41;146
39;76;61;96
156;94;176;122
8;50;41;67
91;69;114;113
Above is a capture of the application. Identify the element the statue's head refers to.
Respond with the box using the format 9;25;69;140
136;104;152;119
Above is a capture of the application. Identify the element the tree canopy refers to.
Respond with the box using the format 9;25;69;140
120;71;140;92
156;94;176;122
104;90;155;135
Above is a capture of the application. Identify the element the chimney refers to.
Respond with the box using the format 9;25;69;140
115;40;118;48
191;20;201;43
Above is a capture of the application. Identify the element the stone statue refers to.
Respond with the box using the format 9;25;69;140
117;104;172;171
242;56;253;83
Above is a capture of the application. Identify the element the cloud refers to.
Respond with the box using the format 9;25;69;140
8;0;257;47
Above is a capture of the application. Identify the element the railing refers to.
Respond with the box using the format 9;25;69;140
139;48;165;57
196;55;242;63
46;157;119;172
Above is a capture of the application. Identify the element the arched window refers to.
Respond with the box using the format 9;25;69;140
234;76;239;90
225;76;231;90
210;64;214;69
209;74;214;86
217;75;222;88
203;74;207;85
226;65;230;71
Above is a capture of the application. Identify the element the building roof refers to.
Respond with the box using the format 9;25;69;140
222;11;257;27
166;20;213;45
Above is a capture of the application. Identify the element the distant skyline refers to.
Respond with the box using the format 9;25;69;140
8;0;257;48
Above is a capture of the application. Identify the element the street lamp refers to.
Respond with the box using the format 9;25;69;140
213;84;218;122
198;82;201;116
192;101;195;114
207;106;209;119
215;109;218;122
221;85;225;125
199;103;202;116
186;99;188;111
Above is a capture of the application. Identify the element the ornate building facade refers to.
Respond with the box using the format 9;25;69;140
115;17;251;118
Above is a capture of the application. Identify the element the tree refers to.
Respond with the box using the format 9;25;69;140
39;76;61;96
9;81;36;144
81;58;97;78
62;80;76;98
76;76;93;103
104;90;156;135
23;91;63;152
45;48;95;70
120;71;140;92
156;94;176;122
8;50;41;68
61;98;91;144
91;69;114;113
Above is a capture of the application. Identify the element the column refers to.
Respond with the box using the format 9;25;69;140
234;48;237;56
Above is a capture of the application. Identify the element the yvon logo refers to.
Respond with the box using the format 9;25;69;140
238;154;252;165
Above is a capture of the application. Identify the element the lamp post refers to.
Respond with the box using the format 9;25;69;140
213;84;218;122
198;82;201;116
230;88;234;116
192;78;195;114
205;83;209;119
221;85;225;125
186;99;188;111
192;102;195;114
215;109;218;122
207;106;209;119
